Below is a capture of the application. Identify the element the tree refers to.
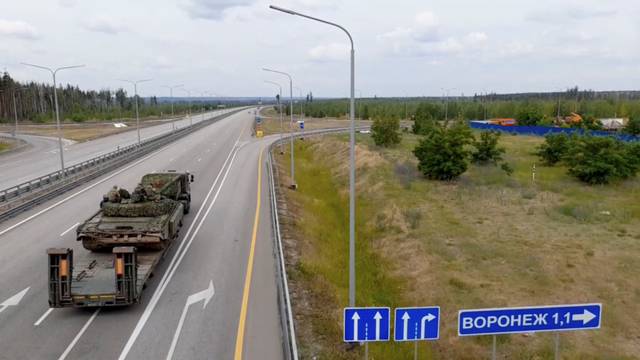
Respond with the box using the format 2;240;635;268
371;117;401;147
536;133;572;165
413;122;474;180
471;131;505;164
564;136;639;184
625;116;640;135
361;105;370;120
412;103;437;135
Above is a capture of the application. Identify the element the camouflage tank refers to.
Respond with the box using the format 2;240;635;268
77;172;193;252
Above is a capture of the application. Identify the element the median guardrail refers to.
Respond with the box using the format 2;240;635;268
0;108;246;223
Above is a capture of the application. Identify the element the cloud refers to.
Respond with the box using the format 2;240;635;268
58;0;78;7
307;42;350;62
182;0;254;20
0;20;39;40
379;12;488;58
526;6;617;23
82;17;127;34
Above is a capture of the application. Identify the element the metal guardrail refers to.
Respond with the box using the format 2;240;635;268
266;125;370;360
0;108;245;222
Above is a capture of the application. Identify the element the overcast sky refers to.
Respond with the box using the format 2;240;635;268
1;0;639;98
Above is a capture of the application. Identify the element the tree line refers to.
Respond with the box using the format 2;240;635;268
0;71;231;123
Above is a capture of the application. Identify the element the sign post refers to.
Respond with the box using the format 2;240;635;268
394;307;440;360
459;303;601;359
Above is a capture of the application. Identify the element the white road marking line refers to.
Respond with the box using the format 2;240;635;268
119;126;246;360
34;308;54;327
57;308;100;360
59;222;79;237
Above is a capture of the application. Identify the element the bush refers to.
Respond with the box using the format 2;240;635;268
471;131;505;164
371;117;401;147
413;121;474;180
564;136;639;184
412;103;438;135
625;116;640;135
536;133;572;165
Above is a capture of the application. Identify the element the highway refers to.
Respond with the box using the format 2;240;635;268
0;109;236;190
0;108;284;359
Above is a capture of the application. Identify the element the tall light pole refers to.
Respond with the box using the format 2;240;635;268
265;80;284;153
269;4;357;308
180;88;193;126
162;84;183;130
119;79;152;144
263;67;296;189
294;86;305;138
22;62;85;172
441;87;456;121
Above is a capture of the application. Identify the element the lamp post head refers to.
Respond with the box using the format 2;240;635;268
269;5;297;15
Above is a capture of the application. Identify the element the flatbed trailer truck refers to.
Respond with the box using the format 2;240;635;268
47;171;192;308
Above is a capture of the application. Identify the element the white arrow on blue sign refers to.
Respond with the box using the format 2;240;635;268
458;303;602;336
343;307;390;342
394;307;440;341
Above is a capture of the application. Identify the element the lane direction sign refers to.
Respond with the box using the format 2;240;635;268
394;307;440;341
344;307;390;342
458;303;602;336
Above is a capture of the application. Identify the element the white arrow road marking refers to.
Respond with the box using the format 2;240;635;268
572;309;596;325
59;222;79;237
401;312;410;340
0;287;29;314
166;281;215;360
57;308;100;360
420;313;436;339
34;308;54;326
351;312;360;341
373;312;382;340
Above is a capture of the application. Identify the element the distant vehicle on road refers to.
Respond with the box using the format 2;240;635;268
47;171;194;308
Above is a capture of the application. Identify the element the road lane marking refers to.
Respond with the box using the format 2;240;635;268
166;281;215;360
0;287;30;314
59;222;79;237
57;308;100;360
118;123;248;360
233;148;264;360
34;308;54;326
0;112;247;238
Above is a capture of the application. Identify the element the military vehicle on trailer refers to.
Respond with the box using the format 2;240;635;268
47;171;194;308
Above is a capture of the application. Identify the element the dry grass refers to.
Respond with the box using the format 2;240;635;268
277;131;640;359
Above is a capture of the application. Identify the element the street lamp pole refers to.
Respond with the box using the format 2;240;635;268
269;4;357;308
21;62;85;172
265;80;284;153
294;86;305;138
119;79;152;144
441;87;456;121
180;88;193;127
263;67;296;189
162;84;183;130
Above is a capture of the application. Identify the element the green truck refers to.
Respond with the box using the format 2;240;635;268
47;171;193;308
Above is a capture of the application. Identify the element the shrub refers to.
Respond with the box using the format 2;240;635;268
536;133;572;165
413;121;474;180
412;103;437;135
625;116;640;135
564;136;639;184
371;117;401;147
471;131;505;164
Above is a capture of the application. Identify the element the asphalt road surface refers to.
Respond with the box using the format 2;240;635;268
0;109;237;190
0;108;286;359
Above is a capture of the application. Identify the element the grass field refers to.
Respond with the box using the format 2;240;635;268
0;142;11;152
259;107;372;136
274;131;640;359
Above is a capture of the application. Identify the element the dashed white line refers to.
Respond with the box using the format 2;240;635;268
59;222;79;237
34;308;54;327
57;308;100;360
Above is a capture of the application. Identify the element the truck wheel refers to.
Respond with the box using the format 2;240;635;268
181;200;190;214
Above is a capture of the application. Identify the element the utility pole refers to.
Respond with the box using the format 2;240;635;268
270;4;356;309
119;79;152;144
22;62;85;172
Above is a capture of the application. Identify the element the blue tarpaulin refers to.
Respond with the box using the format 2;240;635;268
469;122;639;142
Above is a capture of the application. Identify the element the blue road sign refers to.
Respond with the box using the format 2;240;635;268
394;307;440;341
458;303;602;336
299;121;304;129
343;307;390;342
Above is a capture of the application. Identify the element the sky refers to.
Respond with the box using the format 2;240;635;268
1;0;639;98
